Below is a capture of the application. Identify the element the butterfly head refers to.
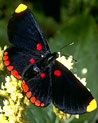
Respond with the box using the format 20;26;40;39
52;52;59;59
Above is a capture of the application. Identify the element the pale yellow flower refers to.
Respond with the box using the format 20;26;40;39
0;46;7;71
0;47;30;123
0;114;9;123
56;52;73;70
0;74;30;123
74;74;87;86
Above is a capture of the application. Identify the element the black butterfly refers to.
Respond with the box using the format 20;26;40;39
3;4;97;114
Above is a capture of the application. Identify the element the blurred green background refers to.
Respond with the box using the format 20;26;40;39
0;0;98;123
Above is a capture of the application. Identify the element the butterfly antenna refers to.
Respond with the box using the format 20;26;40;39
58;42;77;62
59;42;74;51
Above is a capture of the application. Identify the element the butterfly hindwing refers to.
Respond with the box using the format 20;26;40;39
22;66;52;107
3;46;41;79
52;60;94;114
8;4;50;53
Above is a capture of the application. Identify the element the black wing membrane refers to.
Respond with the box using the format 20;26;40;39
4;4;51;79
22;66;52;107
3;47;41;79
8;6;50;53
52;60;94;114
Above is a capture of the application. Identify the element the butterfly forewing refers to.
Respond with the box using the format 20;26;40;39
3;47;41;79
52;60;94;114
4;4;51;79
8;6;50;53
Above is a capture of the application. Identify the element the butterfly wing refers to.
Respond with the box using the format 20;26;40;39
3;46;41;79
3;47;52;106
22;66;52;107
3;4;52;107
52;60;95;114
3;4;51;79
8;4;50;53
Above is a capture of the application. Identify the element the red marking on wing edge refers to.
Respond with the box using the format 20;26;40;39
11;70;21;79
26;91;32;98
41;103;44;107
7;66;14;71
30;96;36;103
22;80;29;92
4;61;10;66
3;56;9;61
35;100;40;106
4;52;8;56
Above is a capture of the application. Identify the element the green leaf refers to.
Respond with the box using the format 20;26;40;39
25;104;58;123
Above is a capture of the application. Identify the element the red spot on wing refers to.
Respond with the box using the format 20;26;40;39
3;56;9;61
36;43;42;51
41;103;44;107
4;52;8;56
7;66;14;71
54;70;61;76
35;100;40;106
11;70;21;79
22;80;29;92
30;96;36;103
4;61;10;66
22;80;25;87
26;91;32;98
29;58;35;64
40;73;45;78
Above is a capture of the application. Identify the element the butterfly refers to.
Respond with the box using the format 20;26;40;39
3;4;97;114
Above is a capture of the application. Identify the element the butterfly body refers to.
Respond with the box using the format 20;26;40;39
3;4;97;114
22;52;59;78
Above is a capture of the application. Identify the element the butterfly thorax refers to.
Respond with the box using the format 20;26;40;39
33;52;59;71
43;52;59;64
22;52;59;79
